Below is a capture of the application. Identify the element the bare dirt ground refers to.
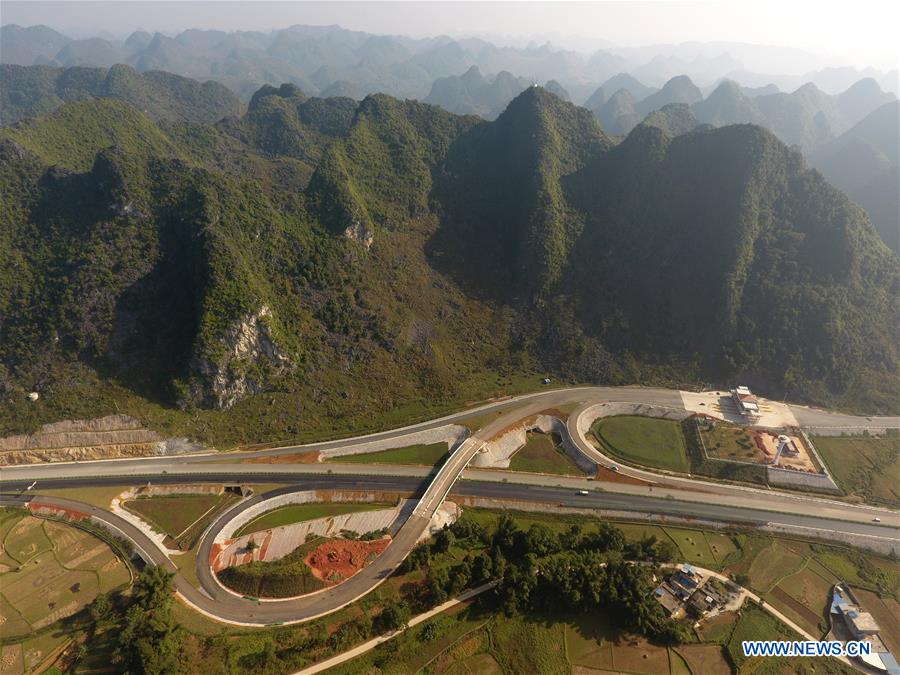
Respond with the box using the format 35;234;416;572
304;538;391;585
239;451;320;464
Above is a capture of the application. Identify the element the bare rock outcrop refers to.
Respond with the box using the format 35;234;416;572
0;414;205;464
343;217;374;249
186;304;293;410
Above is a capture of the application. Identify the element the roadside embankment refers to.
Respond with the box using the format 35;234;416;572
0;414;204;464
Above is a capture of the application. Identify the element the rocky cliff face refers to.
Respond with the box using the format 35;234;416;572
343;217;374;249
186;305;293;410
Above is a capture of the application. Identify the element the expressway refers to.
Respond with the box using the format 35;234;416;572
1;385;898;626
2;473;897;625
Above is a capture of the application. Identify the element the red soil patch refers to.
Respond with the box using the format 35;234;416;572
595;466;653;486
305;538;390;585
27;503;87;521
241;451;320;464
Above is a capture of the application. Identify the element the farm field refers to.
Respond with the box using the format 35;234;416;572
696;610;739;643
235;501;392;536
331;442;449;466
592;415;689;472
745;540;806;592
767;561;837;637
813;435;900;507
674;644;731;675
507;432;585;475
564;613;700;674
124;492;239;549
0;510;131;641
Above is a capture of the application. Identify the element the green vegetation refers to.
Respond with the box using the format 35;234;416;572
216;535;329;597
592;415;690;472
2;82;898;452
124;492;239;550
814;434;900;507
508;431;586;475
0;510;131;641
726;604;854;674
16;500;887;675
331;442;449;466
698;419;764;462
683;419;768;485
235;501;391;536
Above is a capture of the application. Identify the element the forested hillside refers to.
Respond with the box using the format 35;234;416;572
1;85;896;444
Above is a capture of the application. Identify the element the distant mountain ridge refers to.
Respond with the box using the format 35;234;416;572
0;63;243;125
2;22;896;104
590;74;895;152
811;101;900;252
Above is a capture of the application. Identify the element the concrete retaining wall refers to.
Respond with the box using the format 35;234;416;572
213;497;412;569
470;415;595;474
766;466;839;492
318;424;469;460
577;403;692;438
217;491;411;543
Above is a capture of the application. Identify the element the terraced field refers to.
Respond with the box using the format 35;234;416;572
0;510;131;643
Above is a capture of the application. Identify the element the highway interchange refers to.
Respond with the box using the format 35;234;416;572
1;386;898;626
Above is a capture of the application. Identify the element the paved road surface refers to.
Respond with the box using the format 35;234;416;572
1;385;897;625
3;471;897;625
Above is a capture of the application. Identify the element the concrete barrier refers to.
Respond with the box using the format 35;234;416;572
469;414;595;474
318;424;469;460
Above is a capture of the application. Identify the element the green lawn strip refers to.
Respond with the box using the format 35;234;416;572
331;442;449;466
175;493;241;550
489;614;569;674
216;535;330;598
124;494;227;539
325;606;491;675
35;485;131;510
235;502;393;536
813;435;900;507
508;432;586;476
592;415;690;472
565;612;616;668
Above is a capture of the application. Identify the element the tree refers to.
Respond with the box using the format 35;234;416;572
89;592;111;621
560;523;583;549
470;551;493;585
450;518;486;543
428;566;450;603
376;600;411;633
589;523;625;552
114;566;182;675
433;528;456;554
654;540;678;563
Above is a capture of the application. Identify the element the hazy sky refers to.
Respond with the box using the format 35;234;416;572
3;1;899;70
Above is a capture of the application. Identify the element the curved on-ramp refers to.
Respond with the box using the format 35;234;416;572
1;385;897;627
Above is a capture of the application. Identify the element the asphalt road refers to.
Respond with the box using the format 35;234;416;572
2;385;896;625
3;475;896;625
